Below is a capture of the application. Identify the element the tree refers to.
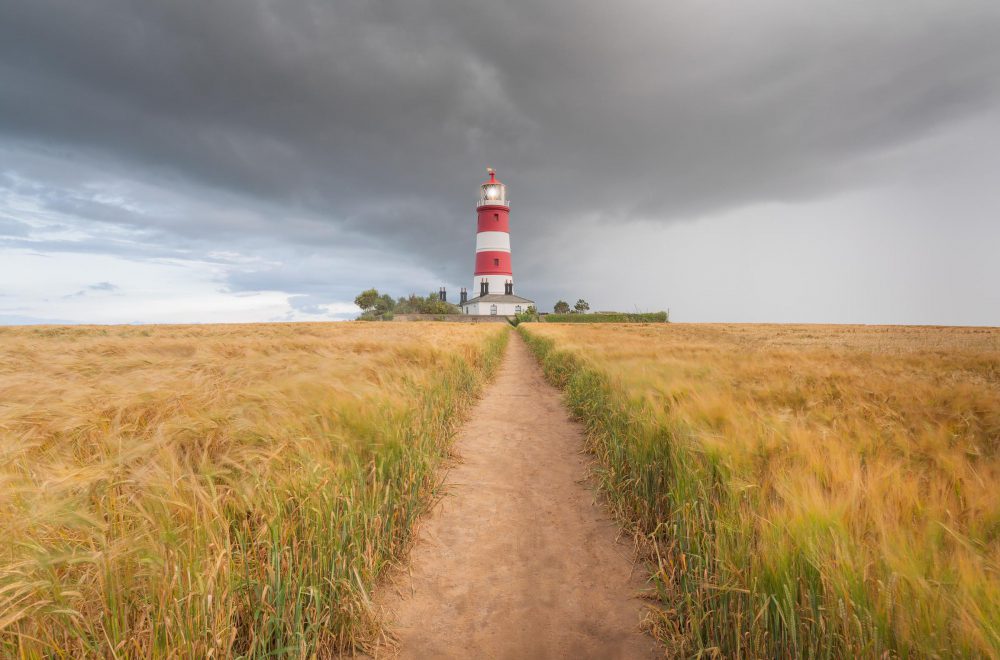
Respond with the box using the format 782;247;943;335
553;300;570;314
354;288;397;320
574;299;590;314
354;288;380;313
374;293;395;316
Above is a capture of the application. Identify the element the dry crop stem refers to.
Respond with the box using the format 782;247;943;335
0;322;508;658
520;323;999;658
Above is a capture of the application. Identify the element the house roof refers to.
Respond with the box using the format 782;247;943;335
462;293;534;305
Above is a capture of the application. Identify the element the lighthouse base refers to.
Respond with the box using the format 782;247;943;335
460;293;534;317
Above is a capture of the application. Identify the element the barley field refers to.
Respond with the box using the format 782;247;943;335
521;323;1000;658
0;322;507;658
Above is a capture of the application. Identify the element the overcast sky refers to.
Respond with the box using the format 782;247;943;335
2;0;999;325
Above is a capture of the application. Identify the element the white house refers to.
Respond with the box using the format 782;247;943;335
461;292;534;317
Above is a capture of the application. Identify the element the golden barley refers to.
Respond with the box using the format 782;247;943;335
522;323;999;657
0;322;507;658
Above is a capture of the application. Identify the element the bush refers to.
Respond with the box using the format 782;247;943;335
509;306;538;327
355;289;459;319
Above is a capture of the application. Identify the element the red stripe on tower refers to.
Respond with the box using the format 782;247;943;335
475;251;512;275
476;208;510;233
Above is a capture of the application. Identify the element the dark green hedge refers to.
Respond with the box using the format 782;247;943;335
542;311;668;323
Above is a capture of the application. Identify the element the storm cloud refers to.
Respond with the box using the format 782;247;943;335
1;0;999;323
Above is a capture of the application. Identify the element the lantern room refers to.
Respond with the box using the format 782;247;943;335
478;168;509;208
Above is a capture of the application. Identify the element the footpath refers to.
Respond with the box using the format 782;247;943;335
375;333;658;658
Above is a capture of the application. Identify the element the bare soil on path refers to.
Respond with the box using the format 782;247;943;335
375;333;659;659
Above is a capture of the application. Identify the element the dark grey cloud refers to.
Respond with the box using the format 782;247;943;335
1;0;999;321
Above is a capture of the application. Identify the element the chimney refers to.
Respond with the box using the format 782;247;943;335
439;287;447;302
481;280;489;296
505;280;512;295
460;288;468;304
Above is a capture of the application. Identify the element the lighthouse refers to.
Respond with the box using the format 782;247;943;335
459;168;534;316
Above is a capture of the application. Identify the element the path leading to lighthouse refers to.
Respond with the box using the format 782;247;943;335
374;332;659;659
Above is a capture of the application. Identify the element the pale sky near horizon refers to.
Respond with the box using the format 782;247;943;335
2;0;999;325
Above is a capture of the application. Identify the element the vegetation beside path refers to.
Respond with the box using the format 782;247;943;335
0;323;507;657
519;323;999;658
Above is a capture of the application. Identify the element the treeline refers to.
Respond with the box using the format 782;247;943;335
354;289;458;320
553;299;590;314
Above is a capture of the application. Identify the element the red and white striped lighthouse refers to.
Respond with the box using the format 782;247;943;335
474;168;512;297
459;168;533;316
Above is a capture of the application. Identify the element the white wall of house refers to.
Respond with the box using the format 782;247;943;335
461;301;528;316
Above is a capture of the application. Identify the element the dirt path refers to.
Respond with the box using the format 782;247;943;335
376;332;658;659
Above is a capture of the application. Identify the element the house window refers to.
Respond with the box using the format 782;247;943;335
490;304;497;316
515;305;522;314
493;258;500;266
